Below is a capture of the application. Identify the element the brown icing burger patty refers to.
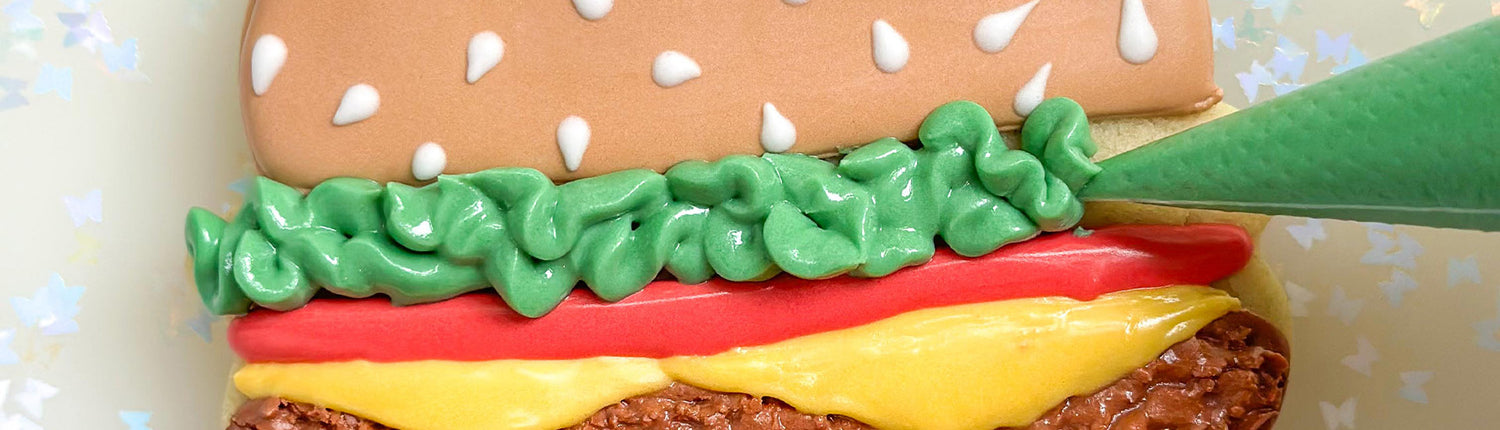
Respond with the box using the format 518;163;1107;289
229;312;1288;430
1018;311;1288;430
229;398;389;430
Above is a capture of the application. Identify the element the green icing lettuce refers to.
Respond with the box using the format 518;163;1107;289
186;99;1101;317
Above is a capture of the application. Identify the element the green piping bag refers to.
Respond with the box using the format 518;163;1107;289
1081;18;1500;231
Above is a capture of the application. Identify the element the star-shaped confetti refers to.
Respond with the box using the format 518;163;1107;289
1;414;42;430
228;176;251;194
1360;226;1423;270
58;0;99;12
0;330;16;365
1341;335;1379;376
185;307;214;342
186;0;219;30
1378;269;1418;307
62;189;102;227
1268;36;1309;82
1286;218;1327;250
0;77;27;112
1399;371;1434;404
32;63;71;101
1272;82;1303;97
100;38;138;73
0;29;42;64
1234;10;1272;45
1320;398;1357;430
119;410;152;430
12;378;56;419
1284;281;1315;317
1474;309;1500;352
1448;256;1481;287
1248;0;1297;24
1315;30;1353;63
1402;0;1446;28
1327;285;1363;326
1212;16;1236;51
3;0;44;32
57;10;111;52
10;273;85;336
69;231;100;265
1236;60;1275;102
1331;46;1369;74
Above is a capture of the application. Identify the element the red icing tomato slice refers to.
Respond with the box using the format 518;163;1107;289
230;224;1253;363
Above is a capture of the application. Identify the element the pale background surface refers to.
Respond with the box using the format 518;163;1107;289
0;0;1496;428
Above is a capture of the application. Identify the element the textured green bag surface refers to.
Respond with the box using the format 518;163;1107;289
1081;18;1500;231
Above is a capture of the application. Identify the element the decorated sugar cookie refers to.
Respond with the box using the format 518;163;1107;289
191;1;1500;429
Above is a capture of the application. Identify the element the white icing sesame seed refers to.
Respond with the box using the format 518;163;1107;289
557;116;591;172
974;0;1040;54
652;51;702;88
871;20;910;74
783;0;810;5
466;31;504;84
760;103;796;153
250;34;286;96
411;142;447;181
1118;0;1159;64
332;84;380;126
572;0;613;21
1013;63;1052;117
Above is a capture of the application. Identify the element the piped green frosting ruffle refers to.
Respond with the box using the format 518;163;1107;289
186;99;1101;317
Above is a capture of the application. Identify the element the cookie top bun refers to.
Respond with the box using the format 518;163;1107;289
239;0;1219;187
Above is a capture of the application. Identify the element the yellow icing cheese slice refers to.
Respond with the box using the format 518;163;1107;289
234;358;671;430
663;285;1239;430
235;286;1238;430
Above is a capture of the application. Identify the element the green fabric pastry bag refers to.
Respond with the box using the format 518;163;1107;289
1080;18;1500;232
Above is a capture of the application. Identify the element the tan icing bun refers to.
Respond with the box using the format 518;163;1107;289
240;0;1220;188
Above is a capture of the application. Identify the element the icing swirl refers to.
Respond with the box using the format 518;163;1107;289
187;99;1100;317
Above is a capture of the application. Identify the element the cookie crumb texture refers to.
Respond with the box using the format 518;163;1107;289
1020;312;1289;430
571;384;868;430
228;313;1287;430
228;397;391;430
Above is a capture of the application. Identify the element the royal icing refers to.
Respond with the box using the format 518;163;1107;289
572;0;612;21
332;84;380;126
1013;63;1051;116
411;142;447;181
229;224;1254;362
233;287;1237;430
466;31;504;84
651;51;702;88
871;20;910;73
188;100;1105;317
760;103;796;153
250;34;286;96
1118;0;1158;64
242;2;1221;187
557;116;591;172
974;0;1040;54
